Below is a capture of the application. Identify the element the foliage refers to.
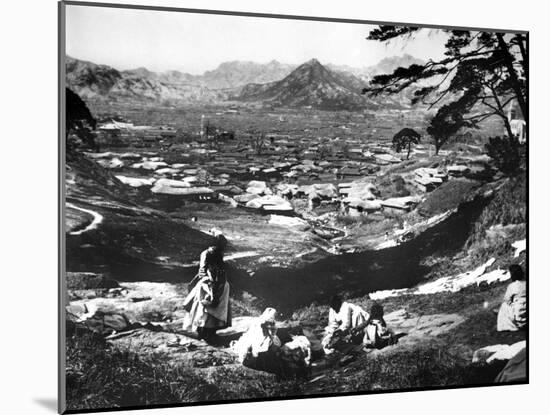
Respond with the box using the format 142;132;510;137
364;27;527;150
485;136;522;174
248;130;267;155
426;100;476;153
66;88;97;152
392;128;421;159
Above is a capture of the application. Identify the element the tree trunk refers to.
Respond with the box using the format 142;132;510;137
496;33;527;120
434;139;440;155
514;34;528;76
407;142;411;159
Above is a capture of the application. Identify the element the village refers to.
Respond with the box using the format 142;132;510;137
83;106;502;260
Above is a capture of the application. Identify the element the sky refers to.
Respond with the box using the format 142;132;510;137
65;4;449;74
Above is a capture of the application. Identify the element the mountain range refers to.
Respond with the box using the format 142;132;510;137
236;59;371;110
66;54;424;110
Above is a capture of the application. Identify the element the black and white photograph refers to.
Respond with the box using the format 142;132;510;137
60;1;528;412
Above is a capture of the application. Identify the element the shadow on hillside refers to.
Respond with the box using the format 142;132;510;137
66;195;489;314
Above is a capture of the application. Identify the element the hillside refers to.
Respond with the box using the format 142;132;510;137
66;56;225;103
66;57;298;102
236;59;372;110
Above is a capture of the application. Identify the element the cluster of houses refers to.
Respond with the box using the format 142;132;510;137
86;124;496;234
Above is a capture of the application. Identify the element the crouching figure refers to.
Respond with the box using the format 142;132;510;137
322;295;395;354
360;303;395;349
232;308;283;374
281;335;312;378
321;295;370;354
232;308;312;377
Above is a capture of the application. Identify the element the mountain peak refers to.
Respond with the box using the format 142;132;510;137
303;58;322;67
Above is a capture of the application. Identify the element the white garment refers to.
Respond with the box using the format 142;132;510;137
497;280;527;331
182;280;230;331
326;302;369;334
232;311;282;364
509;119;527;144
322;302;369;354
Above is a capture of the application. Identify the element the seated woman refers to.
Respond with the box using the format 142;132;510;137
232;308;283;374
360;303;395;349
321;295;370;355
497;264;527;332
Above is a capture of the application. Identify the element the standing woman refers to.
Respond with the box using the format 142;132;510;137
183;232;231;342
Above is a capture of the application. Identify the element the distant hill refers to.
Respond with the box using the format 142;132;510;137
236;59;372;110
66;56;224;103
366;54;425;76
66;55;424;108
200;60;297;90
66;56;298;103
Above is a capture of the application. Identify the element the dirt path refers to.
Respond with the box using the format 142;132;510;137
67;202;104;235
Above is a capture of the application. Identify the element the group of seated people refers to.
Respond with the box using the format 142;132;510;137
231;262;527;377
231;297;396;376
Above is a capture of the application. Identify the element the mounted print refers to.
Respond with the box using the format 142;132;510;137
59;1;528;413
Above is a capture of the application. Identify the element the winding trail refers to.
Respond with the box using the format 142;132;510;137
67;202;104;235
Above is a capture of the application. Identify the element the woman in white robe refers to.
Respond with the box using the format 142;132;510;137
183;233;231;342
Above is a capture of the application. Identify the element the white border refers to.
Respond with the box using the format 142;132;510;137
2;0;547;414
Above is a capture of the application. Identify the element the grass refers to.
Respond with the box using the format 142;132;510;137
417;179;481;217
66;324;219;411
313;345;509;393
65;321;302;411
468;173;526;244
